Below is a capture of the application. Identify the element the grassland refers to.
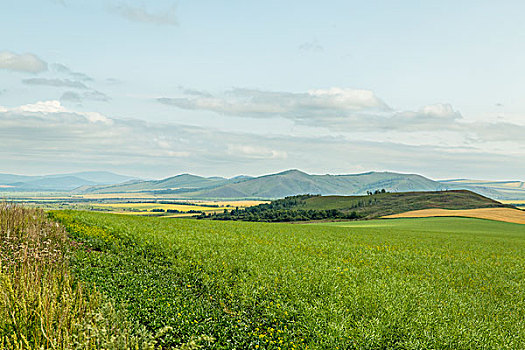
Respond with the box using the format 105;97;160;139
382;207;525;224
0;204;157;349
49;211;525;349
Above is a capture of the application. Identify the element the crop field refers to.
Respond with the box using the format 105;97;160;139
381;207;525;224
48;211;525;349
93;202;222;213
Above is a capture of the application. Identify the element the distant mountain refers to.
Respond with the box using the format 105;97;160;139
84;174;230;194
0;171;137;192
439;179;525;200
185;169;449;199
63;171;137;184
9;176;98;191
85;169;450;199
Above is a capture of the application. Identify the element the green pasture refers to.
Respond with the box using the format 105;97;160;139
51;211;525;349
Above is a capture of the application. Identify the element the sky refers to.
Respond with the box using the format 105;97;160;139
1;0;524;180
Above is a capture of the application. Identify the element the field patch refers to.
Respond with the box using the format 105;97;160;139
382;207;525;224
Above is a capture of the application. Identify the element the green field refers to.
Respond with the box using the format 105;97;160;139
48;211;525;349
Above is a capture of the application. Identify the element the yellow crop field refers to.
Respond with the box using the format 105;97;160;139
93;203;220;212
383;207;525;225
195;200;270;207
500;200;525;204
75;193;158;199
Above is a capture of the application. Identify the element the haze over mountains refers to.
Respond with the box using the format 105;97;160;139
81;169;524;200
1;169;524;200
0;171;136;191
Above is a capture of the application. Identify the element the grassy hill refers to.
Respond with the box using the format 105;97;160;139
300;190;505;218
209;190;507;222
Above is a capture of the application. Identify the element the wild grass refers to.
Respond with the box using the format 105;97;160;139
0;203;157;349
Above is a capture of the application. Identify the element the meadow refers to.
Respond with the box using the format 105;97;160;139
49;211;525;349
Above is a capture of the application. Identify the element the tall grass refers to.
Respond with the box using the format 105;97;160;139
0;203;156;349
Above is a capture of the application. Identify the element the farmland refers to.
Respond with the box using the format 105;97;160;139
47;210;525;349
382;207;525;224
0;191;267;217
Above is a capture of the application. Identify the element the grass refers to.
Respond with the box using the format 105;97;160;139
50;210;525;349
0;203;162;349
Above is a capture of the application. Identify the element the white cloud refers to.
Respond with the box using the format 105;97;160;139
51;63;92;81
0;51;48;73
299;39;324;53
23;78;88;89
112;3;178;26
2;100;112;124
227;144;287;160
16;100;67;113
60;90;110;103
158;87;390;121
0;101;524;179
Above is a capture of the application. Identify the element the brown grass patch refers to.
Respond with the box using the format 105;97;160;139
383;207;525;225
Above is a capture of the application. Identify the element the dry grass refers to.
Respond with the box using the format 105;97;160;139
383;207;525;225
0;203;157;349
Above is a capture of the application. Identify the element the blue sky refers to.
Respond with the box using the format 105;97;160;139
1;0;524;179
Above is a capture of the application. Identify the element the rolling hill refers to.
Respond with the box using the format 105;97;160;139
208;190;509;222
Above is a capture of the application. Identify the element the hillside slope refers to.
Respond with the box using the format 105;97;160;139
300;190;506;219
187;169;448;199
208;190;507;222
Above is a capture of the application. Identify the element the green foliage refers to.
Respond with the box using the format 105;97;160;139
52;210;525;349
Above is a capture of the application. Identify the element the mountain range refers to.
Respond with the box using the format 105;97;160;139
2;169;524;200
0;171;137;191
82;169;450;199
